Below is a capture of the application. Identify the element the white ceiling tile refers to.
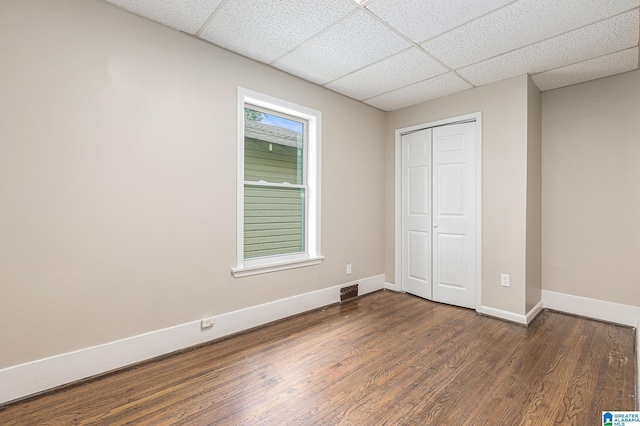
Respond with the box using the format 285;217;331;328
102;0;639;108
366;0;513;43
364;73;472;111
531;48;639;91
199;0;356;64
422;0;640;69
105;0;223;34
325;48;448;100
272;10;411;85
458;11;640;86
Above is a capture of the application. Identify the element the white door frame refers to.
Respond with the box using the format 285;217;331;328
394;112;482;311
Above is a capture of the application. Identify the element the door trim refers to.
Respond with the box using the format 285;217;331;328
394;112;482;311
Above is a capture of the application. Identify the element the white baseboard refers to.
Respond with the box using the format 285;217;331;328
384;282;397;291
526;301;544;324
0;274;385;406
542;290;640;327
477;305;528;325
480;291;640;327
356;274;386;295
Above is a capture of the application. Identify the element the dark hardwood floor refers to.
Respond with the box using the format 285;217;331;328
0;290;635;425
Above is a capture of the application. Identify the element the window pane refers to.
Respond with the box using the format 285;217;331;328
244;108;303;184
244;185;305;259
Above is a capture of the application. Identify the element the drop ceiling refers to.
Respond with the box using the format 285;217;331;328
103;0;640;111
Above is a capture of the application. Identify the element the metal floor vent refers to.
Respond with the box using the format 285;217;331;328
340;284;358;302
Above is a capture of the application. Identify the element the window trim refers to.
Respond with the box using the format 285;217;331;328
232;87;323;278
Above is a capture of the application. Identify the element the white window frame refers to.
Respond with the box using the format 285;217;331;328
232;87;323;278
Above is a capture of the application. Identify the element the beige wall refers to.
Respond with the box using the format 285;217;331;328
0;0;386;368
385;75;531;315
526;77;542;312
542;70;640;306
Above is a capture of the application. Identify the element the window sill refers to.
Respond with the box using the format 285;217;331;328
231;256;324;278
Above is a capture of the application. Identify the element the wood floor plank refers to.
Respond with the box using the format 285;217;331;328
0;290;635;425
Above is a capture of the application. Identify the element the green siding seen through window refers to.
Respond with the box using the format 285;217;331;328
244;186;305;259
244;107;306;260
244;138;302;184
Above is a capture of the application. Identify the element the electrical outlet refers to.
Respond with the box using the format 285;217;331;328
201;317;215;328
346;263;352;275
501;274;510;287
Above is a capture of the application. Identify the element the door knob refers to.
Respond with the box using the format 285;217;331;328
433;224;439;228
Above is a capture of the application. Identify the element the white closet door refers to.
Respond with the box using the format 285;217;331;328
432;122;476;308
401;129;432;300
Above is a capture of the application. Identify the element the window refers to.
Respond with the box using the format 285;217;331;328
243;106;305;259
232;88;322;277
